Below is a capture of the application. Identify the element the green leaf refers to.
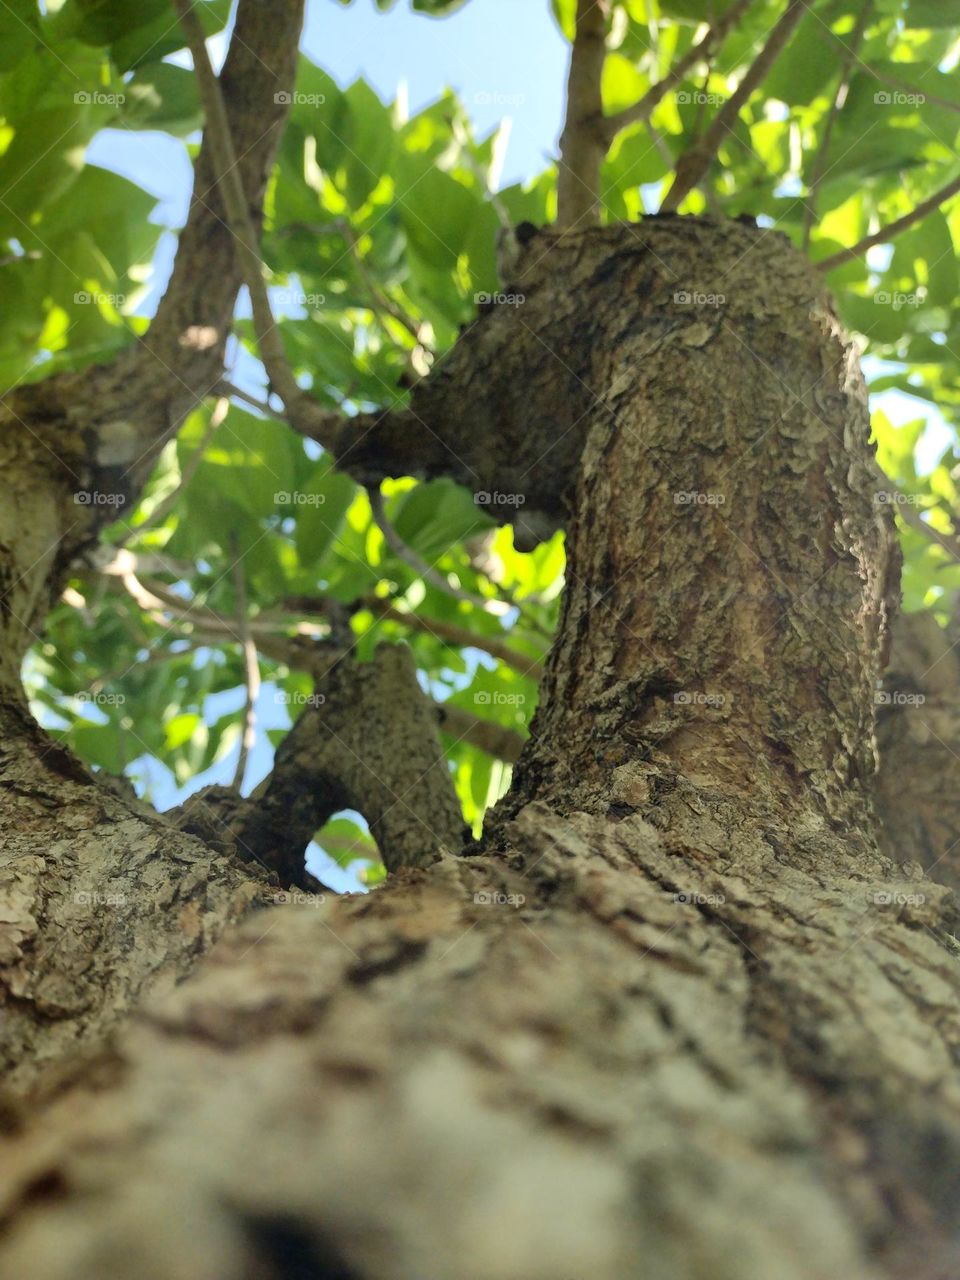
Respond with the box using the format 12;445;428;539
294;467;359;565
392;479;492;561
0;0;40;72
121;63;201;135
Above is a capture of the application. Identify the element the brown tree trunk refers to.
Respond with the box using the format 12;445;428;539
2;221;959;1280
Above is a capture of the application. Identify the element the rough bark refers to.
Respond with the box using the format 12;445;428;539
219;645;468;881
2;221;960;1280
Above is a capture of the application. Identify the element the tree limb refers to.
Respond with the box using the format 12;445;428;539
229;537;259;793
363;597;545;683
229;645;468;881
661;0;806;212
118;397;228;547
435;702;525;763
817;170;960;272
556;0;610;229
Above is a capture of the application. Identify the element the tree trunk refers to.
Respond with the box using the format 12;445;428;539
2;220;960;1280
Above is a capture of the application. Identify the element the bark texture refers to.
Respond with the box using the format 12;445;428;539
222;645;468;881
2;221;960;1280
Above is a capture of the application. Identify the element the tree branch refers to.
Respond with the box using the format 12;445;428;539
817;170;960;272
229;538;259;793
363;597;545;683
230;645;468;881
661;0;806;212
556;0;609;229
600;0;754;144
171;0;308;421
435;702;525;763
118;397;228;548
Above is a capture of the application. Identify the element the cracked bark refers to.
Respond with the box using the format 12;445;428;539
3;219;960;1280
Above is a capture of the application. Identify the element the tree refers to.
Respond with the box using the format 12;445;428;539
2;0;960;1274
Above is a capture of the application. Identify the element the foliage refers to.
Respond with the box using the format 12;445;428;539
6;0;960;882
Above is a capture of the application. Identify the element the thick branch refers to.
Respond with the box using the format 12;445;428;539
228;645;468;881
556;0;609;229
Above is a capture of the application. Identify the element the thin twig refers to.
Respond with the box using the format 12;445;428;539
861;63;960;118
364;596;545;682
337;220;426;347
172;1;312;425
368;486;509;616
817;170;960;272
601;0;754;143
118;397;229;547
877;476;960;564
229;535;260;792
661;0;806;212
435;702;525;763
557;0;609;229
216;380;286;420
802;2;873;249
